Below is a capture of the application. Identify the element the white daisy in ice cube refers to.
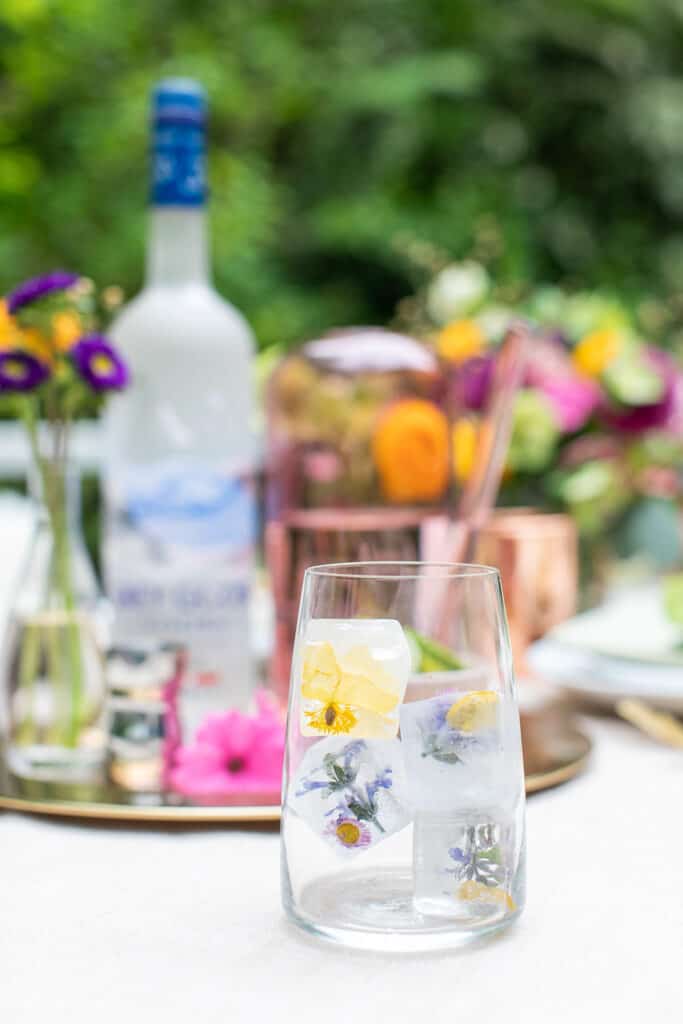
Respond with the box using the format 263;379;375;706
298;618;411;738
291;736;412;856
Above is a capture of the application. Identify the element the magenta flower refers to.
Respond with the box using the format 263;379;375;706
169;690;285;797
458;354;495;410
0;350;50;391
521;334;599;432
538;374;600;432
602;349;682;434
71;335;129;391
7;271;79;314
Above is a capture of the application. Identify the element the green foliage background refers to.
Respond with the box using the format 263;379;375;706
3;0;683;347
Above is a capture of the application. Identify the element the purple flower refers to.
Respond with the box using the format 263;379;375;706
448;846;472;867
0;350;50;391
71;334;129;391
458;354;495;410
602;349;682;435
365;767;393;802
7;271;79;314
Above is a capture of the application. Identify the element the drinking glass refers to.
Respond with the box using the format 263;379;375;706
281;562;526;951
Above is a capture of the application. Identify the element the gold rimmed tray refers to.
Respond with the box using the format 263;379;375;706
0;707;590;824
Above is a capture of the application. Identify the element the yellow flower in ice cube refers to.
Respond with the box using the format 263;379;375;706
446;690;499;733
301;641;404;738
458;879;516;912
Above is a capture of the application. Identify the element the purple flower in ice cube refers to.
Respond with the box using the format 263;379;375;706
365;766;393;802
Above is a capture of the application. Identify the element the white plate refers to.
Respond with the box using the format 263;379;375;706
546;584;683;668
528;639;683;711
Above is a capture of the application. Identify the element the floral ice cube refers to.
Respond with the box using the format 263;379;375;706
290;735;412;856
297;618;411;739
413;812;522;918
399;691;509;813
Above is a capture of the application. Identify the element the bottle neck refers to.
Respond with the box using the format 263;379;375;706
146;206;209;287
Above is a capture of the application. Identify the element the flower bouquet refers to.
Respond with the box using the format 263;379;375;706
0;271;129;779
267;327;450;511
399;260;683;576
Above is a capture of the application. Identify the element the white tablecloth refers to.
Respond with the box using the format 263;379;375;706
2;716;681;1023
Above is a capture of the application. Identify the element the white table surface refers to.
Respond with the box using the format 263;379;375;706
1;494;681;1021
2;714;682;1023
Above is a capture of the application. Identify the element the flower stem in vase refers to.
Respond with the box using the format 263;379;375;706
14;621;40;746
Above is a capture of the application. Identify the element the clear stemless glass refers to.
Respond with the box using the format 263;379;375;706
281;562;526;952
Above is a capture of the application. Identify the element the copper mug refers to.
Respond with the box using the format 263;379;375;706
476;509;578;673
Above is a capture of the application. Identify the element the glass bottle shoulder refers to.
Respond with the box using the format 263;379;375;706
112;281;254;364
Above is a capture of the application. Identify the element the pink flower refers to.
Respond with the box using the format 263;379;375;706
170;690;285;798
524;335;600;432
538;374;600;432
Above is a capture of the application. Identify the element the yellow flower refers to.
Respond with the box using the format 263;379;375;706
572;328;622;377
301;640;404;738
51;311;82;351
437;319;485;364
0;300;20;351
446;690;499;732
336;821;361;845
452;417;478;483
373;398;450;504
305;701;359;735
20;327;54;365
458;880;516;912
0;303;53;366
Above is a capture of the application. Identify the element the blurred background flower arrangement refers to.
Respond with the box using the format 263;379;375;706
392;257;682;586
1;1;682;605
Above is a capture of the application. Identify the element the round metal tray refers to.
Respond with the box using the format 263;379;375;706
0;707;590;823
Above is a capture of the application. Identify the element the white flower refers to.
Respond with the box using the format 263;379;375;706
426;262;490;325
476;306;514;342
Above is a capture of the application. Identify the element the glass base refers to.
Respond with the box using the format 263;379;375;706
7;743;105;783
286;867;520;952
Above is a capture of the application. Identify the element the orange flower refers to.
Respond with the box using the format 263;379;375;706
373;398;449;503
437;319;485;364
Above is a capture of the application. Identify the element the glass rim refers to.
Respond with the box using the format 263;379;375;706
304;561;500;582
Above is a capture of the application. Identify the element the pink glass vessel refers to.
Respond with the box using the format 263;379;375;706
266;328;453;695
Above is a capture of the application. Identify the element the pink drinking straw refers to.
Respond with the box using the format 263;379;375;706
418;321;531;638
456;319;531;561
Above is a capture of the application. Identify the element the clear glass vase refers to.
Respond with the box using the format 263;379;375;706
3;450;107;781
281;561;526;951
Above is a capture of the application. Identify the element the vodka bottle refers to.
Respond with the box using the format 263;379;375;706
102;79;256;736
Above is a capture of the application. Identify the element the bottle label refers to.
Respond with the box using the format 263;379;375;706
105;463;255;717
151;122;206;207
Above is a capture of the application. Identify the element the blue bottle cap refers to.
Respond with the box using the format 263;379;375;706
150;78;207;207
152;78;206;126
